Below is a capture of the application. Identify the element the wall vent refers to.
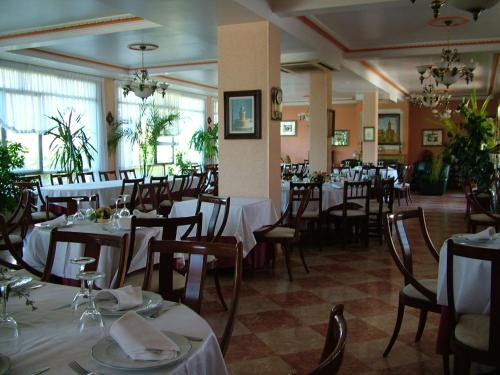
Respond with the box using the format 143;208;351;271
280;60;335;74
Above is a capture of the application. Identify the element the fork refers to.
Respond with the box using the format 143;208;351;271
146;302;180;319
68;360;101;375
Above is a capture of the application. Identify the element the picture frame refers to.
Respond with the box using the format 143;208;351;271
363;127;375;142
223;90;261;139
327;109;336;138
332;130;349;146
378;114;400;145
422;129;443;146
280;120;296;136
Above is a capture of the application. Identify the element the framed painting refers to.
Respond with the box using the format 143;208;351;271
280;120;296;136
332;130;349;146
223;90;261;139
422;129;443;146
378;114;400;145
363;127;375;142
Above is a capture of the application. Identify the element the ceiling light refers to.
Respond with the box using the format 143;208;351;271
122;43;169;100
410;0;500;20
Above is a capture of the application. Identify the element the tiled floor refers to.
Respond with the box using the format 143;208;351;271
201;192;468;375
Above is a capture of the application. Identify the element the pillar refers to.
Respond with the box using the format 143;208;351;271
103;78;116;170
362;92;378;164
218;21;281;209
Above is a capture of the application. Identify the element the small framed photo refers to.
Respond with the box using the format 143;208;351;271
224;90;261;139
280;120;296;136
364;127;375;142
422;129;443;146
332;130;349;146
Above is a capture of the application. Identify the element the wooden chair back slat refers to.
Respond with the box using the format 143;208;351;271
45;195;99;219
119;169;137;179
75;171;95;183
99;170;118;181
50;172;73;185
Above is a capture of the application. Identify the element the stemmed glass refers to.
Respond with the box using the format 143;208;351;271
0;277;19;355
72;197;85;222
111;197;121;229
119;194;130;217
69;257;96;311
84;195;96;221
77;270;105;335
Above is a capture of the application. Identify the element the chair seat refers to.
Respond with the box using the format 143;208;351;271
301;210;321;219
181;196;197;201
369;204;391;214
455;314;489;351
31;211;56;221
402;278;437;301
140;203;155;211
262;226;295;239
470;213;500;223
395;183;409;189
0;234;22;246
329;209;367;217
159;200;172;207
126;268;185;292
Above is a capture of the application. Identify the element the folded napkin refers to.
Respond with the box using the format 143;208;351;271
110;311;180;361
465;226;495;241
132;209;158;218
41;214;67;227
95;285;143;311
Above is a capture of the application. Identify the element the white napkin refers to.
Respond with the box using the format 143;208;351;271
110;311;180;361
133;209;158;218
41;214;67;227
95;285;143;311
465;227;495;241
118;216;132;230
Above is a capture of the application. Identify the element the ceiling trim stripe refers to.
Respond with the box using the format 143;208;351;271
0;16;144;40
358;60;409;96
137;60;218;71
488;53;499;96
158;75;217;90
296;16;349;52
28;48;126;71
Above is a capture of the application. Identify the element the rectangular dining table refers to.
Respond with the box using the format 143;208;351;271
6;281;228;375
280;180;344;213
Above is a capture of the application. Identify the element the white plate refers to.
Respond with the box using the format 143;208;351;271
91;331;191;370
0;354;10;375
34;222;73;229
95;291;163;316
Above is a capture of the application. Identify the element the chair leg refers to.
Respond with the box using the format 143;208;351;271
383;297;405;357
454;354;471;375
397;190;401;206
282;243;293;281
213;267;228;311
443;353;450;375
407;187;412;202
297;244;309;274
404;189;409;205
415;309;427;342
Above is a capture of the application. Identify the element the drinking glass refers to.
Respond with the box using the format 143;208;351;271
119;194;130;217
0;277;19;355
69;257;96;311
84;195;96;221
72;197;85;222
111;197;121;229
77;271;105;335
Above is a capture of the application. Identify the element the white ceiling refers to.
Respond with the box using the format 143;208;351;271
0;0;498;102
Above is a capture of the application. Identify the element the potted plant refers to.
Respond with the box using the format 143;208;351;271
45;109;97;174
418;153;450;195
189;120;218;164
0;141;25;214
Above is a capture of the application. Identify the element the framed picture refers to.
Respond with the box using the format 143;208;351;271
363;127;375;142
378;114;400;145
327;109;336;138
332;130;349;146
422;129;443;146
223;90;261;139
280;120;296;136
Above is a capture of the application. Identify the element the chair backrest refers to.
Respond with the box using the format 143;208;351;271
17;174;43;187
45;195;100;219
145;239;243;356
447;239;500;356
50;172;73;185
75;171;95;183
13;180;45;209
173;174;195;198
373;177;395;213
383;208;438;301
399;164;413;183
99;170;118;181
137;182;162;211
42;230;129;287
119;169;137;179
290;182;322;217
307;304;347;375
282;188;311;238
181;195;230;241
120;178;144;211
334;181;370;216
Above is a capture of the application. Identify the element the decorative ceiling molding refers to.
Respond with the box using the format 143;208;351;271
488;53;499;96
358;60;409;97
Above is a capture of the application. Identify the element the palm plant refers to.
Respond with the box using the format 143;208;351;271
189;123;218;164
0;141;25;214
45;109;96;174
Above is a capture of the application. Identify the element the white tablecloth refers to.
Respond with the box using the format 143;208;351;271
437;237;500;314
23;222;161;288
169;197;277;257
352;166;399;180
280;181;344;213
6;282;228;375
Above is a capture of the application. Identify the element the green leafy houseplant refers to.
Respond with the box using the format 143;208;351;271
45;109;97;174
107;119;128;157
175;152;192;174
0;141;26;214
441;92;496;192
189;123;218;164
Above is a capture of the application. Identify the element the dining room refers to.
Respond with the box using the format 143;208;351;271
1;1;500;375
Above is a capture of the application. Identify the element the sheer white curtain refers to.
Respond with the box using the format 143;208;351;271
0;61;105;171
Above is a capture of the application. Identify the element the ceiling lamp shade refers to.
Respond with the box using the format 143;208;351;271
410;0;500;20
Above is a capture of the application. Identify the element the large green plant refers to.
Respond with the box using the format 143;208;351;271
45;109;96;174
189;123;218;163
442;92;496;192
0;141;26;213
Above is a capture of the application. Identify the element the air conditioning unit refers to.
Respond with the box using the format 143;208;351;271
280;60;335;74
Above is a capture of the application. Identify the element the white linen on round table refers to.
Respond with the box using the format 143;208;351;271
352;166;399;180
436;237;500;314
280;181;344;213
23;221;161;288
169;197;277;257
8;282;228;375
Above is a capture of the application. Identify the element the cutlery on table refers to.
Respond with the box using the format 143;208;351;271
29;283;44;290
146;302;180;319
181;334;204;342
68;360;100;375
29;367;50;375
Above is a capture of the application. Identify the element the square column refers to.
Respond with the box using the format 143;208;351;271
362;92;379;164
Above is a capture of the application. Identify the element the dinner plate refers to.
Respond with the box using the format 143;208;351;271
91;331;191;370
34;222;73;229
0;354;10;375
96;291;163;316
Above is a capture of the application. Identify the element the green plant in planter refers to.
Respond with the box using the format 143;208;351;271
0;141;26;214
175;152;192;174
442;92;496;192
428;153;443;184
45;109;97;174
189;123;218;164
107;119;128;157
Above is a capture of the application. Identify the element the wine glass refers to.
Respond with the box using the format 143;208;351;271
111;197;121;229
119;194;130;217
69;257;96;311
84;195;96;221
77;271;105;335
0;277;19;355
72;197;85;222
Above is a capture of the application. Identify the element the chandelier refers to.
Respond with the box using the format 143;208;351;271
122;43;169;100
410;83;453;118
409;0;500;21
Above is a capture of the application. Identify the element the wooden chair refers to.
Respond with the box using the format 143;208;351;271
254;189;311;281
369;177;395;244
326;181;370;247
75;171;95;183
446;240;500;374
99;170;118;181
289;304;347;375
382;208;441;358
183;172;207;199
394;164;412;206
181;195;231;310
50;172;73;185
17;174;44;187
151;176;175;216
136;182;161;212
144;239;243;356
42;230;129;288
119;169;137;179
45;195;100;219
465;192;500;233
12;181;55;225
119;178;143;211
290;181;323;249
173;174;196;200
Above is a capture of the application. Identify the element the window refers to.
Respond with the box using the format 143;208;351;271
0;62;103;173
117;89;204;170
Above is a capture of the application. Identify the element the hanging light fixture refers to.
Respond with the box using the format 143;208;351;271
410;83;453;118
122;43;169;100
409;0;500;20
